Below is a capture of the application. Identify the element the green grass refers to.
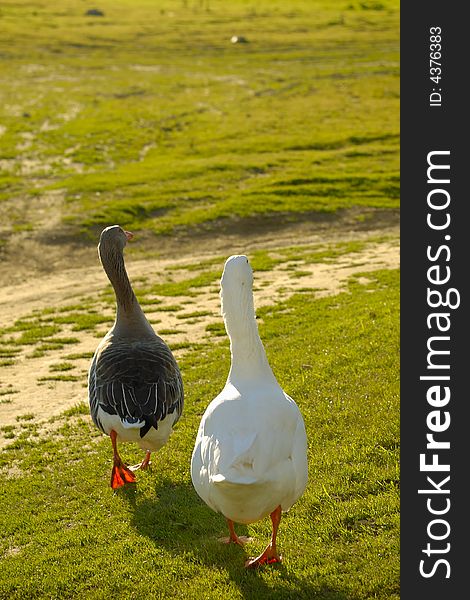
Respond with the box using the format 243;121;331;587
0;1;399;596
53;312;114;331
64;352;95;360
0;0;398;238
37;374;82;383
0;387;18;397
176;310;212;320
141;272;220;297
49;362;75;372
0;269;399;599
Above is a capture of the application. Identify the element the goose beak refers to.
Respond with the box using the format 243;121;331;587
124;230;134;241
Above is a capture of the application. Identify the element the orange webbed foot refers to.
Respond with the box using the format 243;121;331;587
109;429;137;489
244;548;282;569
129;450;152;472
111;462;136;489
221;519;253;546
219;535;253;546
244;505;283;568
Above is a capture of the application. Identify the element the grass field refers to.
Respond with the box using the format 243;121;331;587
0;0;399;238
0;1;399;598
0;267;399;599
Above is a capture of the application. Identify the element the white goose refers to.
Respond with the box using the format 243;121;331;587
88;225;184;489
191;255;308;568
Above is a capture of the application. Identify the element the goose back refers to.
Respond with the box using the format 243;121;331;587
89;333;183;439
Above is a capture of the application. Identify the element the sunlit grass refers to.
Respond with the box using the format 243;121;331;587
0;269;399;599
0;0;399;238
0;3;399;596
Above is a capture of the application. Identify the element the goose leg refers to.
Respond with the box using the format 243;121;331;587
129;450;152;472
219;519;252;546
110;429;136;489
245;505;282;568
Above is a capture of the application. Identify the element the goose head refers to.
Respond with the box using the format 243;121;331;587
221;255;253;295
98;225;133;267
97;225;135;301
98;225;133;255
220;254;255;322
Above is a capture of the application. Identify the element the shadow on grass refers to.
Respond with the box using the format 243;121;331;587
117;479;354;600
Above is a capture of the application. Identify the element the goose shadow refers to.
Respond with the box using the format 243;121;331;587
117;479;355;600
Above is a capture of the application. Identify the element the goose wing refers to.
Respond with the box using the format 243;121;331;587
89;337;184;437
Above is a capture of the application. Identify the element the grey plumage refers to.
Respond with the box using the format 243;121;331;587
89;338;183;437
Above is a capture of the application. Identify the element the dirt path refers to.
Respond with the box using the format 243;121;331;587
0;215;399;448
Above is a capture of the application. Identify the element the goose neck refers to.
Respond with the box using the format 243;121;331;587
99;243;156;339
229;336;273;380
110;268;135;312
223;303;275;382
100;246;137;312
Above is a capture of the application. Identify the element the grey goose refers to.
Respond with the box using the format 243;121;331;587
88;225;184;489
